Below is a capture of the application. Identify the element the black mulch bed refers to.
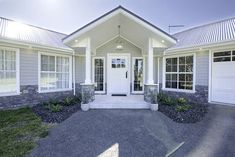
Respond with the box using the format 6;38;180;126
32;104;81;123
158;103;208;123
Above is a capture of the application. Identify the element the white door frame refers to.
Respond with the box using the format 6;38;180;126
92;57;106;94
132;57;145;94
107;53;131;95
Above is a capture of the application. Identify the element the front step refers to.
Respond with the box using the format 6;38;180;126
89;95;150;109
90;103;150;109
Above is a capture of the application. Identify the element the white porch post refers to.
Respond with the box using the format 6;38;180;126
85;37;92;84
147;38;154;84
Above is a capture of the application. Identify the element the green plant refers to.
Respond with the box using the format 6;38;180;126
177;97;187;105
50;104;62;112
63;97;74;106
164;96;176;105
41;99;63;112
157;93;168;103
157;93;176;105
176;104;192;112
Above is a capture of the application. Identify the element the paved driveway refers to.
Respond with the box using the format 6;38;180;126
29;105;235;157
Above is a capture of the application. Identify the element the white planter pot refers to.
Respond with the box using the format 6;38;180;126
81;103;90;111
150;104;158;111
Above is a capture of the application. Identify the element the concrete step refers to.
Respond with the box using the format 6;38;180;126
90;103;150;109
89;95;150;109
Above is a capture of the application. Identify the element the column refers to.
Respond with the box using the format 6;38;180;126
147;38;154;84
85;38;91;84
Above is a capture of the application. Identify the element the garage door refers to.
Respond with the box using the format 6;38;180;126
212;51;235;104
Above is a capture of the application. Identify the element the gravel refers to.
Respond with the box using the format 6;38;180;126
32;104;81;123
158;103;208;123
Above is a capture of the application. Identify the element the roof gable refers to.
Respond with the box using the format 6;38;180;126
63;6;176;44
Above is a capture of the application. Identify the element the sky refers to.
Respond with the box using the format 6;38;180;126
0;0;235;34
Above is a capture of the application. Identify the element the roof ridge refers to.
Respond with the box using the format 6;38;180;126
173;16;235;36
0;16;67;36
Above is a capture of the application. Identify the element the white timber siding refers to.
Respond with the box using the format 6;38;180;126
196;51;209;86
20;48;38;85
75;56;85;83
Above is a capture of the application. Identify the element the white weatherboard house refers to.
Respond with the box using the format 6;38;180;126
0;6;235;110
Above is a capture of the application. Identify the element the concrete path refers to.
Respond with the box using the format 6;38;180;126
29;104;235;157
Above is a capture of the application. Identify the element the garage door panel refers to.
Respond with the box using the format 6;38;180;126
212;55;235;105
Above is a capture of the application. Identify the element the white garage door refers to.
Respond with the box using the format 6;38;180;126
212;51;235;104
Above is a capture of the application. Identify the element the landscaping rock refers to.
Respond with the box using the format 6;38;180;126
158;103;208;123
32;104;81;123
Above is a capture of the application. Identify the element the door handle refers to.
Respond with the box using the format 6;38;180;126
126;71;128;78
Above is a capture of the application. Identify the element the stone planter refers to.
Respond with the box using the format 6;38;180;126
150;103;158;111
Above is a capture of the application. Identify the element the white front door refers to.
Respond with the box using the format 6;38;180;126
107;54;130;95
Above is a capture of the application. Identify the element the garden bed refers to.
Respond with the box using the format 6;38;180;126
157;93;208;123
32;97;81;123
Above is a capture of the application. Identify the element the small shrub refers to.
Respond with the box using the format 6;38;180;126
158;93;176;105
50;104;62;112
157;93;168;103
41;99;62;112
63;97;75;106
176;104;192;112
177;97;187;105
164;96;176;105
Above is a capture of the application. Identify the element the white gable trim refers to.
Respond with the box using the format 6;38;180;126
63;7;176;44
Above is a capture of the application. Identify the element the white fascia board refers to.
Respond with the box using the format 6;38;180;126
63;7;176;45
119;10;176;44
63;10;121;44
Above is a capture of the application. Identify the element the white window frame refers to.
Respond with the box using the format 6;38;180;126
38;52;72;93
162;53;196;93
0;46;20;97
92;57;105;94
132;57;145;94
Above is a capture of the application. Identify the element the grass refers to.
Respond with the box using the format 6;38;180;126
0;108;49;157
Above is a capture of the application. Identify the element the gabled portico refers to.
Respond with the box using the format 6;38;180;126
63;6;176;109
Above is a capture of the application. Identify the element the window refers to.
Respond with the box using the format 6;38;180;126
133;58;144;92
213;50;235;62
0;48;19;95
165;55;194;91
94;58;105;92
213;51;231;62
39;53;71;92
112;58;126;68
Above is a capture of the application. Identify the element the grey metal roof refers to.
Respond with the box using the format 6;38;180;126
168;17;235;51
0;17;71;50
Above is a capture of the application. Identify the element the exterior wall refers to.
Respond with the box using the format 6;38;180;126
196;51;209;86
158;51;209;103
94;37;143;93
0;46;75;109
0;85;73;109
20;48;38;85
75;56;85;84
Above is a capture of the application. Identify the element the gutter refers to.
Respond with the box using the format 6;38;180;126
165;39;235;55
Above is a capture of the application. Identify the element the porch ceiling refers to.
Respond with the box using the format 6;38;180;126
64;6;176;54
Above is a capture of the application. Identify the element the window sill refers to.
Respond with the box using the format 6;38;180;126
162;88;196;93
0;92;20;97
38;88;73;94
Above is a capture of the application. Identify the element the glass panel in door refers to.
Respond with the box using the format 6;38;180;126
94;59;104;91
133;59;143;91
